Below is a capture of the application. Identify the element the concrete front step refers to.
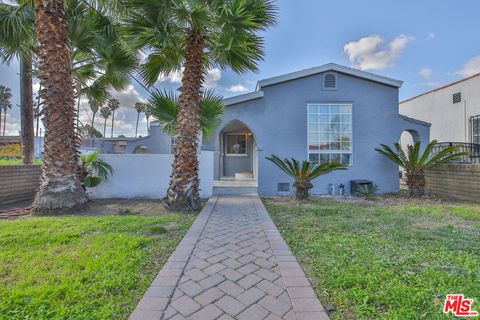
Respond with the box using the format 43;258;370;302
213;186;258;195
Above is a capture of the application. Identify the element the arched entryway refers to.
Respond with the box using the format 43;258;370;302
215;120;258;182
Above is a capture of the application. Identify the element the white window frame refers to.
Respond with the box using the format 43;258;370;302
225;133;248;157
307;103;353;166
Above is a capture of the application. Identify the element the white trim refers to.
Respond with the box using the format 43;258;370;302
257;63;403;89
307;103;353;166
224;133;248;156
222;91;264;106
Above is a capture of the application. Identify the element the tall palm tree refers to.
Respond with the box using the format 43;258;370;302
124;0;277;210
0;2;35;162
375;140;469;196
32;0;88;214
108;98;120;138
134;101;145;138
99;105;111;137
1;0;136;161
89;99;101;135
0;85;13;136
147;89;224;140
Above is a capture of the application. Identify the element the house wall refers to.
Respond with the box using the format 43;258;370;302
400;75;480;143
90;152;214;199
204;71;430;195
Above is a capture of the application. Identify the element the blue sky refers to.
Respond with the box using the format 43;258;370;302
1;0;480;136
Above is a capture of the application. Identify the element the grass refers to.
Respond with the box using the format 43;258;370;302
0;159;42;166
0;212;195;319
264;196;480;320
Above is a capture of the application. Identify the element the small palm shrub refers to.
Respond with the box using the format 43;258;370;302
80;151;114;188
375;140;469;197
266;155;347;200
357;184;379;200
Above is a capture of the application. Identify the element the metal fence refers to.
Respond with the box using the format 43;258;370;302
432;142;480;164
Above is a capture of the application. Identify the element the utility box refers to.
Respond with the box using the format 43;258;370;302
351;180;373;196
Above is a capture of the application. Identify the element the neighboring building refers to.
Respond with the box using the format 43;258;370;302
86;121;174;155
202;63;430;195
400;72;480;145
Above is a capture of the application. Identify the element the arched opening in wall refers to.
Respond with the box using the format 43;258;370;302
133;145;150;154
214;120;258;186
398;129;420;189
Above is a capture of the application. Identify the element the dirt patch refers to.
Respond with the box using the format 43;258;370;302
0;199;180;219
82;199;173;216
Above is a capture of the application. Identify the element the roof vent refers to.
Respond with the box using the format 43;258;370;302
453;92;462;104
323;73;337;89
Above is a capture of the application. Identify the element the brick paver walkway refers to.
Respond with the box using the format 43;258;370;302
130;195;329;320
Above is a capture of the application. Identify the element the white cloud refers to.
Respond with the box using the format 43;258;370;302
456;55;480;78
2;113;21;136
419;68;432;80
158;68;222;89
227;84;248;93
343;34;414;71
427;32;435;40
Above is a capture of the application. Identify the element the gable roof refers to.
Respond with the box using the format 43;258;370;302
222;63;403;106
400;72;480;104
256;63;403;89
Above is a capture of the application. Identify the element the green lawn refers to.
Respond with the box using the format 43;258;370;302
0;159;42;166
0;213;194;319
264;197;480;320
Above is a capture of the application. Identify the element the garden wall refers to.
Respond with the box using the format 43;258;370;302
0;165;41;204
425;164;480;202
91;152;214;199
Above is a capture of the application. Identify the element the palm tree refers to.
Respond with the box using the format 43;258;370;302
0;85;13;136
89;99;101;135
124;0;277;210
147;90;224;140
1;0;136;162
108;98;120;138
32;0;88;214
144;106;151;134
0;3;35;161
134;101;145;138
99;106;111;137
375;140;469;196
266;155;347;200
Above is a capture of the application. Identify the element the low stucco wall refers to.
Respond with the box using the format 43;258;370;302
0;165;41;204
426;164;480;202
90;152;214;199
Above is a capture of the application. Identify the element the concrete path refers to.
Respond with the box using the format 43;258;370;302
130;195;329;320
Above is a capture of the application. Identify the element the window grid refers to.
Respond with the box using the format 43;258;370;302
308;104;352;166
225;134;247;156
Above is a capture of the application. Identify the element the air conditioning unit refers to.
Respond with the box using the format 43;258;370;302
351;180;373;196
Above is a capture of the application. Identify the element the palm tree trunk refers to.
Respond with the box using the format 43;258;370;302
2;109;6;136
20;57;35;165
406;168;426;197
35;85;42;137
111;111;115;138
0;108;2;136
91;113;96;132
103;118;106;137
32;0;88;214
165;31;204;211
135;112;139;138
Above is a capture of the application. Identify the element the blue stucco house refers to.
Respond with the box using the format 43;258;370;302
202;63;430;195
